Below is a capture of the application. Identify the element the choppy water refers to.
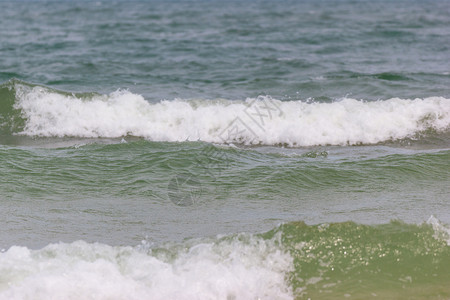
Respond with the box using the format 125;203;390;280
1;0;449;299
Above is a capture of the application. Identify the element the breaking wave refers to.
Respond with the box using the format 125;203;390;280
0;218;449;300
1;80;449;146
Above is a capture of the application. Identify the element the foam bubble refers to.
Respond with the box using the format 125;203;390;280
427;215;450;246
0;234;293;300
14;85;450;146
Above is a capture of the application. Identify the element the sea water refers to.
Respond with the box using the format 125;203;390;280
1;0;449;299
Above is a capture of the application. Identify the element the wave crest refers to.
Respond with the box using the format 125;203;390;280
2;80;450;146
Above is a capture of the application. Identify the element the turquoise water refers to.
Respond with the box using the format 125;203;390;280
1;0;449;100
1;0;449;299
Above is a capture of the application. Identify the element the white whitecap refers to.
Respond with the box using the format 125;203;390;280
14;85;450;146
0;234;293;300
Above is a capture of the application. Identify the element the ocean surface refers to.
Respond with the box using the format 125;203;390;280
1;0;450;299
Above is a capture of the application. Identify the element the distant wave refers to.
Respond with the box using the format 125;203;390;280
1;79;449;146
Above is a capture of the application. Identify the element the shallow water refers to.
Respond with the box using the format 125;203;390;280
1;0;449;299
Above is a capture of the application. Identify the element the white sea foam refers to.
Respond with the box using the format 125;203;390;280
0;234;293;300
15;85;450;146
427;215;450;246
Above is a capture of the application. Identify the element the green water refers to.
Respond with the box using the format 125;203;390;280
271;221;450;299
0;0;449;299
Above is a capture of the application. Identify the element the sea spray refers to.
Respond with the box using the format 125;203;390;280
3;80;450;146
0;220;449;299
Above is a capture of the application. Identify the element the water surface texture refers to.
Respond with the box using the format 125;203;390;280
1;0;449;299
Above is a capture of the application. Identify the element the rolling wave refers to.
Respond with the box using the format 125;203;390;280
0;218;448;300
1;79;449;146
